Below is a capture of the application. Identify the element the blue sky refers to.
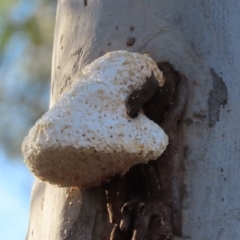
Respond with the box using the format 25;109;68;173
0;150;33;239
0;4;41;237
0;1;52;239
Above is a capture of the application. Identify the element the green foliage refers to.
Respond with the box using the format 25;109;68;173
0;0;56;158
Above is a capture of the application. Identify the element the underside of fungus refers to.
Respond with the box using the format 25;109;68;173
22;51;169;188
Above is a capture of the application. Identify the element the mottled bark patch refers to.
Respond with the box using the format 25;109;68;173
208;68;228;127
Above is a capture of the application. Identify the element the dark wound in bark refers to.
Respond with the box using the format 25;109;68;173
126;71;159;118
105;62;188;240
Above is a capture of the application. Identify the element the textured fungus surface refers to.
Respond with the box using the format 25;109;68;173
22;51;168;188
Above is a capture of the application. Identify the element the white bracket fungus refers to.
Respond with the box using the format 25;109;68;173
22;51;169;188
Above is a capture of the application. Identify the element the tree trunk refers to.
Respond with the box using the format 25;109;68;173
27;0;240;239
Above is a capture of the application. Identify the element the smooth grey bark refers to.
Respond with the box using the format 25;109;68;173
27;0;240;239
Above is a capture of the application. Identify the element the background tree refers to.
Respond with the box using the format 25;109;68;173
0;0;55;157
27;0;240;239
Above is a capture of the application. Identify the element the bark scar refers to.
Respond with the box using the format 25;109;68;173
105;62;188;240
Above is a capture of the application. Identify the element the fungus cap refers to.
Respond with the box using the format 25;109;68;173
22;51;168;188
